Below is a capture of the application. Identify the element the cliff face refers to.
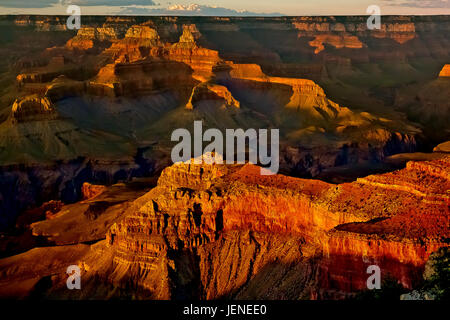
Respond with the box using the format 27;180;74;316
0;154;448;299
10;96;58;123
293;20;416;54
103;25;162;62
81;182;107;200
1;16;449;229
2;18;432;231
8;15;450;61
44;155;443;299
186;83;240;109
66;27;117;51
166;26;221;82
0;15;448;300
89;58;196;98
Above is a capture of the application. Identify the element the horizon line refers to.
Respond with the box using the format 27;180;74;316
2;14;450;17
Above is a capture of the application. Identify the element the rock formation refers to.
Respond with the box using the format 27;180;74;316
3;17;439;233
0;18;449;300
1;154;447;299
434;141;450;153
102;25;161;62
81;182;107;200
224;62;331;112
45;76;86;102
307;34;364;54
167;27;221;82
186;83;240;109
66;27;118;51
293;18;417;54
10;95;58;123
89;58;196;98
102;155;449;298
66;28;96;51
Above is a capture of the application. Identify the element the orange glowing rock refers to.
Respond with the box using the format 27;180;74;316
89;156;449;298
439;64;450;77
81;182;107;200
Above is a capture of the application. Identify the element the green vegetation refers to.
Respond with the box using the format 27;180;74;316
422;247;450;300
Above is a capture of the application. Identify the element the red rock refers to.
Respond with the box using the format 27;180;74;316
439;64;450;77
81;182;107;200
308;34;364;54
166;27;221;82
66;27;118;51
78;155;449;299
186;83;240;109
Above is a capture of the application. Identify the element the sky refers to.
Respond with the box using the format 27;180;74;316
0;0;449;16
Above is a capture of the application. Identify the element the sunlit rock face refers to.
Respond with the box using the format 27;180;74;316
166;27;221;82
66;27;118;51
3;15;442;229
0;16;449;300
306;34;364;54
434;141;450;153
186;83;240;109
10;96;58;123
0;154;448;299
293;18;416;54
56;155;446;299
100;25;162;62
81;182;107;200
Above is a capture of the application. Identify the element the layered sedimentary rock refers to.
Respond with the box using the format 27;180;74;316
0;156;157;231
166;27;221;82
81;182;107;200
15;56;87;94
226;62;329;109
8;15;449;63
102;25;162;62
10;96;58;123
2;16;448;237
91;25;209;97
2;18;432;236
0;154;448;299
293;18;417;54
396;68;450;142
307;34;364;54
371;23;416;44
434;141;450;153
17;70;62;86
66;28;96;51
221;62;417;151
186;83;240;109
66;27;118;51
13;16;68;31
41;155;444;299
44;75;86;102
89;58;196;97
223;62;338;112
222;62;329;108
30;179;154;245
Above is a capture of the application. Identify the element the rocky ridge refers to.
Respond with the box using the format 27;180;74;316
0;20;431;230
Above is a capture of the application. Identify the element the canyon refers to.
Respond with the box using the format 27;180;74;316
0;153;448;299
0;15;448;300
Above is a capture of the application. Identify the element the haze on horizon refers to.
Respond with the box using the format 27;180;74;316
0;0;449;16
